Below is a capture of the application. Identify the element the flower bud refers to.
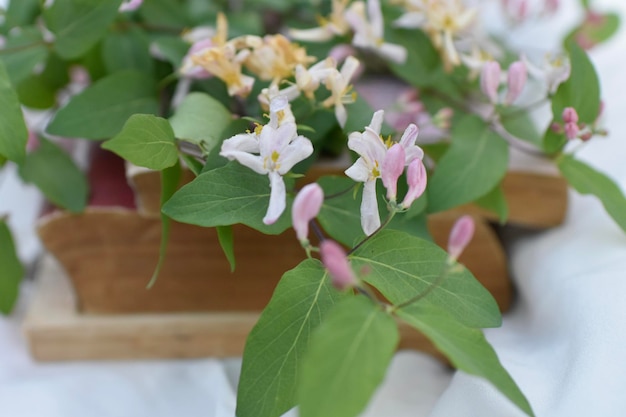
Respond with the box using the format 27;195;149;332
447;215;475;262
564;122;579;140
382;144;406;201
505;61;527;105
401;158;427;209
119;0;143;12
562;107;579;124
480;61;501;104
320;240;358;290
292;183;324;243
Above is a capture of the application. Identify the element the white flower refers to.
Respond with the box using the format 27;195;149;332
345;111;424;235
220;97;314;225
344;0;407;64
119;0;143;12
288;0;352;42
322;56;361;128
523;53;570;94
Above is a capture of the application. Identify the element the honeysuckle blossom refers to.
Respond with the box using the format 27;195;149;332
180;13;228;79
523;53;570;94
191;43;254;97
295;57;339;99
322;56;361;128
480;61;501;104
345;111;424;235
505;61;527;104
320;239;358;290
401;158;427;209
243;34;315;87
220;96;313;225
345;0;407;64
119;0;143;12
292;183;324;243
395;0;476;70
289;0;352;42
447;215;475;262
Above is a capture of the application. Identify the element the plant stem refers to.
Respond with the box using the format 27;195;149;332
348;211;396;255
0;41;48;54
392;263;452;311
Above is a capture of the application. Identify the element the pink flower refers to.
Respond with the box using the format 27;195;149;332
564;122;579;140
119;0;143;12
401;158;427;209
505;61;527;105
381;144;406;201
562;107;579;124
320;240;357;290
292;183;324;243
448;215;475;261
480;61;501;104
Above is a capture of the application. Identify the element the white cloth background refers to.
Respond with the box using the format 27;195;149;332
2;0;626;416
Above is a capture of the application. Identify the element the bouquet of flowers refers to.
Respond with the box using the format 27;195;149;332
0;0;621;416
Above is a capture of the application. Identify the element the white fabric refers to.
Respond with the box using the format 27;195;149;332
2;0;626;416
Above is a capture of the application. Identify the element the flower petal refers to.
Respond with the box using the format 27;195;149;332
277;135;314;174
345;157;370;182
263;171;287;225
360;179;381;236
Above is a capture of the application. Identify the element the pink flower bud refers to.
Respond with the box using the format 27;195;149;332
480;61;501;104
292;183;324;242
320;240;358;290
401;158;427;209
119;0;143;12
564;122;579;140
505;61;527;105
447;215;475;261
580;131;593;141
382;144;406;201
562;107;579;124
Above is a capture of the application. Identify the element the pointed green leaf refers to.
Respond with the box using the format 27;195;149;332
44;0;123;59
216;225;236;272
551;42;600;125
298;296;399;417
47;71;159;139
102;114;178;170
0;221;24;314
397;305;534;416
162;162;292;235
351;229;501;328
0;62;28;164
18;137;88;213
428;115;509;212
499;109;543;148
1;0;40;32
317;176;364;247
147;162;181;289
558;155;626;233
0;26;49;85
102;27;154;74
237;259;346;417
168;92;232;151
475;184;509;224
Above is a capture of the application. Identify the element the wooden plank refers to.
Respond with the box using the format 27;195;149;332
23;256;445;362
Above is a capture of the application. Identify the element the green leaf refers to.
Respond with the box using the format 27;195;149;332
47;71;159;139
317;176;364;247
541;125;567;155
44;0;123;59
428;115;509;212
169;92;232;151
298;296;399;417
397;305;534;416
558;155;626;233
0;221;24;315
151;36;190;67
499;110;543;148
351;229;501;328
386;27;440;88
0;26;49;85
16;75;57;109
475;184;509;224
139;0;191;27
102;27;155;74
237;259;346;417
162;162;293;235
102;114;178;170
216;225;236;272
0;62;28;164
566;12;620;48
551;42;600;125
147;162;182;289
1;0;40;32
18;138;88;213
